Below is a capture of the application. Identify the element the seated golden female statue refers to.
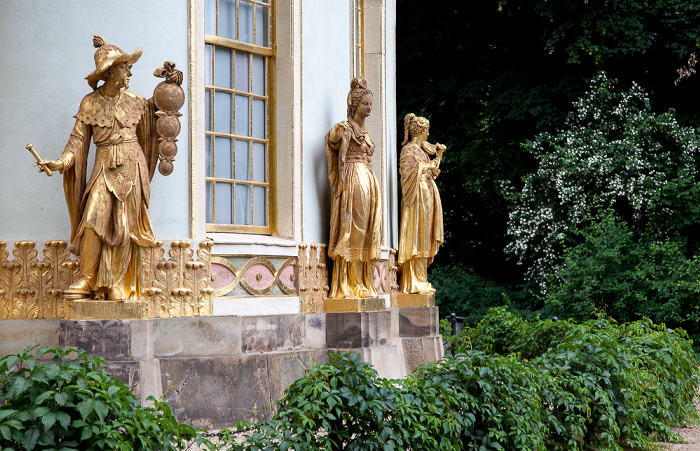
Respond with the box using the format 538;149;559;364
325;77;382;299
37;35;180;302
398;113;445;294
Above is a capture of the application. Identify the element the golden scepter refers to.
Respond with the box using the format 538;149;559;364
26;143;53;177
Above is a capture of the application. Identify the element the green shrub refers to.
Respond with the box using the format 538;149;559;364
227;352;397;451
0;346;211;451
466;307;700;449
544;212;700;348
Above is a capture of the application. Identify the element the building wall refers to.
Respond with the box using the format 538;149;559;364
0;0;191;241
0;0;399;316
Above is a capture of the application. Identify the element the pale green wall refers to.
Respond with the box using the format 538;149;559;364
0;0;190;241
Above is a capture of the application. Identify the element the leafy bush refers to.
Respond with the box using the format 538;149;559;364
466;307;700;449
0;346;211;451
505;72;700;291
225;352;397;451
430;263;537;323
545;211;700;345
219;309;698;450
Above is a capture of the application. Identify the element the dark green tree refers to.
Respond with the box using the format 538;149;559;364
397;0;700;288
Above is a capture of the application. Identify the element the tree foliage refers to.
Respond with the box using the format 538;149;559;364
505;72;700;287
397;0;700;285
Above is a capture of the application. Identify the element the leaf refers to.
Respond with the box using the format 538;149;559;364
76;398;96;420
41;412;58;430
21;427;41;451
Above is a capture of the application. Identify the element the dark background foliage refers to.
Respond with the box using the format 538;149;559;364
396;0;700;334
397;0;700;283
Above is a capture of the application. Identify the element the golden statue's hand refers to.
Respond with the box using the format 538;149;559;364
36;159;64;172
329;122;347;143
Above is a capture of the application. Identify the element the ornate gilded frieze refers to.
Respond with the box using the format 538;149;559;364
0;240;213;320
298;243;329;313
211;255;298;298
296;243;400;313
374;249;399;296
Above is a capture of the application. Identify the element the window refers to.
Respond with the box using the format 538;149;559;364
352;0;363;77
205;0;273;233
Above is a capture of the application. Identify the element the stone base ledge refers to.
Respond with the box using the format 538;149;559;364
0;306;443;430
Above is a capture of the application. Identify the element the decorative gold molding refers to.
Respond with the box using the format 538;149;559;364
0;240;213;320
211;255;298;297
298;243;328;313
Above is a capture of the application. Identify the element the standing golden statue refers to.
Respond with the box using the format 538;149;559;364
398;114;444;294
325;77;382;299
33;35;184;302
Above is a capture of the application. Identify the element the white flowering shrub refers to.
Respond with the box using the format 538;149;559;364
505;72;700;290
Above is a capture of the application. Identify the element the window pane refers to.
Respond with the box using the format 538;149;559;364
215;91;232;134
252;98;266;139
235;95;250;136
205;44;212;85
235;51;250;93
252;54;265;96
239;1;254;44
205;89;212;131
219;0;237;40
214;46;232;89
256;5;270;47
206;180;214;223
252;142;266;183
235;140;250;181
216;182;233;224
215;137;233;179
205;0;216;35
205;135;213;177
236;184;251;225
253;186;267;226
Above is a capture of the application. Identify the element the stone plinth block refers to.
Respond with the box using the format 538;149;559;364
241;315;304;353
326;311;391;349
398;306;440;337
394;292;435;307
0;319;60;357
324;297;385;313
58;320;134;360
153;317;243;358
159;355;273;430
67;300;150;320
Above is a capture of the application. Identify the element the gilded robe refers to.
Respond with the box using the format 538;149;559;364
398;142;443;293
326;119;382;298
59;89;159;298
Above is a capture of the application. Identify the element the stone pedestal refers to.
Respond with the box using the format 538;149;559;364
324;297;384;313
394;292;435;307
66;300;150;320
0;307;443;429
396;306;443;373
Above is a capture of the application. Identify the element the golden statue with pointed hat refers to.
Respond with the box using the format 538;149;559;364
33;35;184;302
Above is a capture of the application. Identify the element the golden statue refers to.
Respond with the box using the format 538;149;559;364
33;35;184;302
325;77;382;299
398;114;444;294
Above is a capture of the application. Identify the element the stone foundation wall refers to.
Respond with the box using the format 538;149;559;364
0;306;442;430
